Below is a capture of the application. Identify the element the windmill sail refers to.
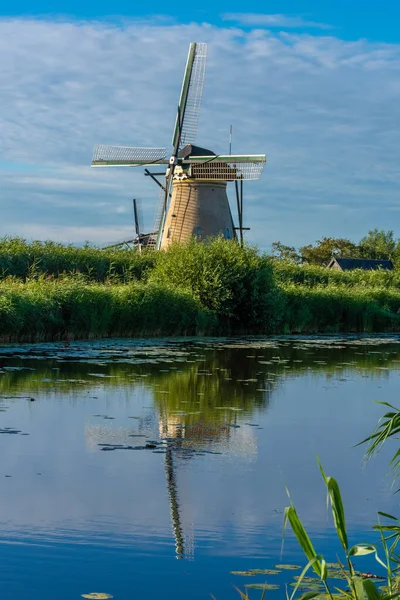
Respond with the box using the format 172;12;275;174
187;154;266;180
92;145;168;166
90;41;267;250
172;43;208;152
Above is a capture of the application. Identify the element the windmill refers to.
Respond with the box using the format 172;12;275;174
91;42;266;249
102;198;158;251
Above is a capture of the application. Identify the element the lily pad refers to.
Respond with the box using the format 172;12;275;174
232;569;280;576
245;583;280;590
81;594;113;599
249;569;280;575
274;564;301;570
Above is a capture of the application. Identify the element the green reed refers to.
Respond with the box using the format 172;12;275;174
274;261;400;288
2;237;400;340
279;283;400;333
284;460;397;600
0;276;215;341
0;237;155;282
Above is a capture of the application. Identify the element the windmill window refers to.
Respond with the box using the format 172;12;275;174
225;227;231;239
167;227;172;239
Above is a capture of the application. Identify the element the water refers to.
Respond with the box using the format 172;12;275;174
0;335;400;599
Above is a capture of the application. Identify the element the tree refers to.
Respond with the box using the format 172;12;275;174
300;237;359;267
271;241;301;264
358;229;396;260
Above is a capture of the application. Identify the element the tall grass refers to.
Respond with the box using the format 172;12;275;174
0;237;155;282
274;261;400;288
280;284;400;333
0;276;216;341
2;237;400;340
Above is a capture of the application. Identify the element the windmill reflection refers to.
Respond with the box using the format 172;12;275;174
165;440;185;558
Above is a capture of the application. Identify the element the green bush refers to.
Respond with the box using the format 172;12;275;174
149;237;282;332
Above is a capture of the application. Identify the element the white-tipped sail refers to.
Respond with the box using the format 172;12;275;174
187;154;266;180
92;145;168;166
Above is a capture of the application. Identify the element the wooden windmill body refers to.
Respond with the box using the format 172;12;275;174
91;43;266;249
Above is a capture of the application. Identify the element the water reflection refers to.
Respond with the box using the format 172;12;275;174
0;336;400;599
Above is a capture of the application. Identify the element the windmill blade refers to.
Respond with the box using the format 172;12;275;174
172;43;208;151
187;154;266;180
92;145;168;167
133;199;140;236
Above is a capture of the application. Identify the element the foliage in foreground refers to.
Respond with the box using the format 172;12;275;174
284;460;400;600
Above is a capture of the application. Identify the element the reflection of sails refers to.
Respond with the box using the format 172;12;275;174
158;410;257;560
85;415;257;561
165;440;185;558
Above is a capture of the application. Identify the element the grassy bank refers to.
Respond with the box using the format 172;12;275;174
0;277;215;342
1;237;400;341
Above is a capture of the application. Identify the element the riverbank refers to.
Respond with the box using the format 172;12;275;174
1;237;400;341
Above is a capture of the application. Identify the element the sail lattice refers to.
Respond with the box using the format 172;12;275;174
92;145;168;166
188;155;266;180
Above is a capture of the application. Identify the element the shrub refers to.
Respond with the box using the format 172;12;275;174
149;238;282;331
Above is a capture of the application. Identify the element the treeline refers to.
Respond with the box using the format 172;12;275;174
272;228;399;266
1;236;400;341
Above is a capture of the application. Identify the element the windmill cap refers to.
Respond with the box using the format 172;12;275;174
178;144;215;159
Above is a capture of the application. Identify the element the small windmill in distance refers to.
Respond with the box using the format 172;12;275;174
92;43;266;249
102;198;157;252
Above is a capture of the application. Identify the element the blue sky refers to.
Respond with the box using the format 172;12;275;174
0;3;400;248
3;0;400;43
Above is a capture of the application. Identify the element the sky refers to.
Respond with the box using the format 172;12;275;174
1;0;400;249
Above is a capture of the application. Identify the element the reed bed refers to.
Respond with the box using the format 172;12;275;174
274;260;400;288
0;277;215;342
1;238;400;341
0;237;155;282
279;283;400;333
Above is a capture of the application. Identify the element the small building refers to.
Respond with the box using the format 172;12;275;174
327;257;394;271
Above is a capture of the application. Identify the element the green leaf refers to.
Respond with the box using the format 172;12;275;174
289;555;325;600
352;576;366;600
233;586;249;600
317;459;348;552
283;505;323;578
296;593;325;600
377;512;400;521
349;544;377;556
362;580;381;600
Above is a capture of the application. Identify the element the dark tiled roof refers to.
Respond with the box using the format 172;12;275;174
328;258;394;271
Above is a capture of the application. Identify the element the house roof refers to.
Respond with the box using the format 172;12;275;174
328;257;394;271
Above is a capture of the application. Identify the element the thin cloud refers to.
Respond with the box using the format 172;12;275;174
0;19;399;248
222;13;331;30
